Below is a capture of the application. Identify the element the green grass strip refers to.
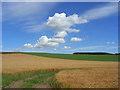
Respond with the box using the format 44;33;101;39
22;52;119;62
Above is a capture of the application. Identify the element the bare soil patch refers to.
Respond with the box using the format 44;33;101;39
5;80;23;88
5;75;40;88
33;84;50;88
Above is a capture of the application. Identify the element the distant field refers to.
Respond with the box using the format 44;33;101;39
22;52;118;62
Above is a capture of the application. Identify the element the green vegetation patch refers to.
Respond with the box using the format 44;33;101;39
21;71;58;88
2;68;83;88
22;52;118;62
2;70;54;88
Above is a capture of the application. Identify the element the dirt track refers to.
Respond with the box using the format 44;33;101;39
2;54;118;73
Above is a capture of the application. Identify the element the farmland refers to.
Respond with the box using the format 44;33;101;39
2;53;118;88
23;52;118;62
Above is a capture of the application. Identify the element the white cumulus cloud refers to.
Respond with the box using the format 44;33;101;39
54;31;67;38
24;36;66;49
47;13;88;33
63;46;71;49
34;36;59;48
24;43;33;48
71;37;83;42
50;38;65;43
24;13;88;49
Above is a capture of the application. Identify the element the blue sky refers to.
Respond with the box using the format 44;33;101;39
2;2;118;53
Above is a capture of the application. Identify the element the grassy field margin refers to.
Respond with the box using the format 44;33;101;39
2;68;83;88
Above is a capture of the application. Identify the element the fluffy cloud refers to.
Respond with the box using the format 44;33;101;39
71;37;83;42
33;36;59;48
24;13;87;49
24;36;66;49
54;31;67;38
68;28;80;33
50;38;65;43
47;13;88;33
24;43;33;48
63;46;71;49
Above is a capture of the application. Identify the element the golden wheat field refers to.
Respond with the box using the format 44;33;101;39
55;68;118;88
2;54;118;88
